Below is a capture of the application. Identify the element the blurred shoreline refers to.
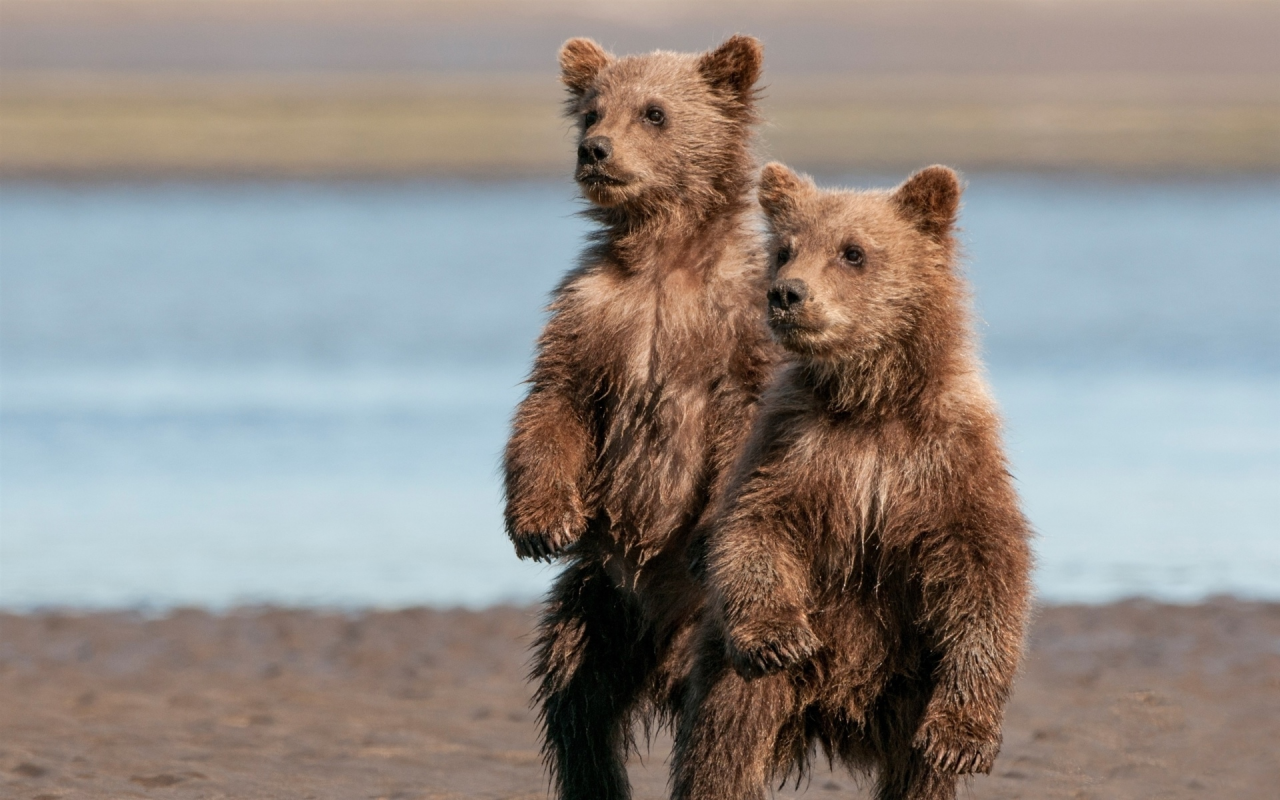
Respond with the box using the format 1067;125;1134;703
4;72;1278;178
3;0;1278;177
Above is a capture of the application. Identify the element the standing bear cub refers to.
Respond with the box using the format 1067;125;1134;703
673;164;1033;800
503;36;777;800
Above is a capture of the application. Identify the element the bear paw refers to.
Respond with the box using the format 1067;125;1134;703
728;620;821;680
508;487;588;562
913;714;1001;775
510;512;586;562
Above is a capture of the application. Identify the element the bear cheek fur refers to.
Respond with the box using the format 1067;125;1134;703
765;235;892;360
568;52;758;214
770;196;942;366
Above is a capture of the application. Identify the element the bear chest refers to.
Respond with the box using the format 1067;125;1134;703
583;277;731;538
782;425;918;571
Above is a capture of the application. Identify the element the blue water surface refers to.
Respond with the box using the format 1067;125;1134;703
1;177;1277;608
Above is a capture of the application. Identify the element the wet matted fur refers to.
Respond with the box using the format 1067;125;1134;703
502;35;778;799
673;164;1033;800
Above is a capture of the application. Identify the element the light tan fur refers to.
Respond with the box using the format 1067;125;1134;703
502;36;779;800
674;164;1034;800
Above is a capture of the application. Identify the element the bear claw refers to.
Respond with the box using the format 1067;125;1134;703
729;622;821;680
511;522;581;563
913;720;1000;775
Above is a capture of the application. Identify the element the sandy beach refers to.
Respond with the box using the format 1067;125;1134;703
2;600;1277;799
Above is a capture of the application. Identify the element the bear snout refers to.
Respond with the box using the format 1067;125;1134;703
768;279;809;312
577;135;613;166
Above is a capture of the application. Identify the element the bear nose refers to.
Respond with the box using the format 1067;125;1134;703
768;279;809;311
577;136;613;165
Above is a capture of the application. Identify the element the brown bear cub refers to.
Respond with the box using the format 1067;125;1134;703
502;36;777;799
673;164;1033;800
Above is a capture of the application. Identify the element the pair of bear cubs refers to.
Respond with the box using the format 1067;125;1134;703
503;34;1032;800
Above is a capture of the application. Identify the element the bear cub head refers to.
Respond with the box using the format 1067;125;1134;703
559;35;762;215
759;163;965;378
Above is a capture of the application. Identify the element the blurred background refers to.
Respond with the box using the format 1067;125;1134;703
2;0;1278;609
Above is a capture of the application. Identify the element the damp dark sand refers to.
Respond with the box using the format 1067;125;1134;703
2;600;1277;799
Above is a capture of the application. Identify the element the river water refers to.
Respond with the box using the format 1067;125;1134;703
2;176;1277;607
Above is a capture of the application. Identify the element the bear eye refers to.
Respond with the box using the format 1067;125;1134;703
584;110;600;128
776;247;792;267
842;246;866;267
644;106;666;126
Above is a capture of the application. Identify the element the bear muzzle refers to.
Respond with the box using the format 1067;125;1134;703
768;279;809;312
577;136;613;167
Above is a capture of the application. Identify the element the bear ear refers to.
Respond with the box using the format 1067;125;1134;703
698;34;764;104
758;162;811;219
559;38;612;96
893;165;962;237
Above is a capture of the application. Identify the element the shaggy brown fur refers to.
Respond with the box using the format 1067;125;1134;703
502;36;777;800
672;164;1033;800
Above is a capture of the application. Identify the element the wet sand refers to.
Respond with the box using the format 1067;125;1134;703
2;600;1277;799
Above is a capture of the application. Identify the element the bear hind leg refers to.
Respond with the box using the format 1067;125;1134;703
874;751;958;800
672;655;798;800
869;690;958;800
532;559;654;800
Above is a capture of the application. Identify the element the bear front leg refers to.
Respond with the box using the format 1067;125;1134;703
504;380;594;562
912;519;1032;776
672;644;798;800
708;511;820;679
532;558;654;800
